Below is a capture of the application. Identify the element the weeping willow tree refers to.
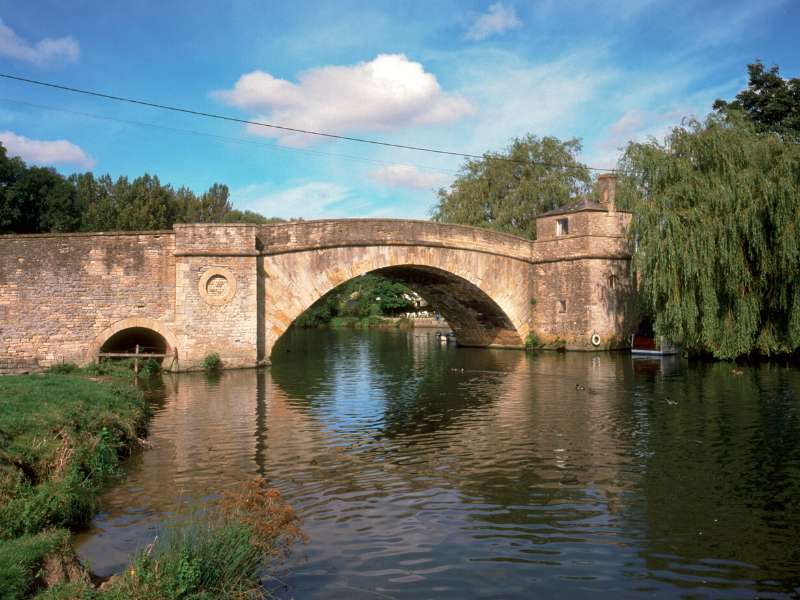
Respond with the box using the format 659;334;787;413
431;135;591;239
618;113;800;359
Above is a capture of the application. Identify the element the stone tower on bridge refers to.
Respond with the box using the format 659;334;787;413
0;184;634;372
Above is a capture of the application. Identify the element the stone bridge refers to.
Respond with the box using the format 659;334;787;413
0;196;634;372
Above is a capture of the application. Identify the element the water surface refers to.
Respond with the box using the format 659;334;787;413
76;329;800;598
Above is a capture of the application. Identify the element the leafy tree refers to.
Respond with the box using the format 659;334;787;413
221;209;285;224
371;277;416;314
0;141;284;233
199;183;232;222
0;162;80;233
713;60;800;137
113;175;172;230
432;134;591;239
618;113;800;359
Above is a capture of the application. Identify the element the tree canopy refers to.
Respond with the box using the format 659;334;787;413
431;134;591;239
0;143;282;234
713;60;800;138
618;113;800;359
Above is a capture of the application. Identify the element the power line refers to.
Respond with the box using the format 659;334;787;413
0;97;460;177
0;72;617;173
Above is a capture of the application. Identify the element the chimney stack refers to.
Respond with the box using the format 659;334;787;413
597;173;617;214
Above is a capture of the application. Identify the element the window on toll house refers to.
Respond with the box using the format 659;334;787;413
556;218;569;236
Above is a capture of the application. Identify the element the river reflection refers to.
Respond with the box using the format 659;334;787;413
76;329;800;598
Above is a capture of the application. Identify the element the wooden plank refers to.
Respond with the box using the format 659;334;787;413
97;352;168;358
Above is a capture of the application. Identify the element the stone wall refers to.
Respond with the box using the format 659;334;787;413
173;225;260;369
0;231;175;373
530;209;634;349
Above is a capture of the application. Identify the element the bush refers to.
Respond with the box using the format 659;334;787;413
524;332;540;351
365;315;385;328
329;316;358;329
46;360;139;378
202;353;222;372
83;360;135;377
294;302;332;327
0;530;72;599
46;363;80;374
395;317;414;330
95;479;305;600
139;358;161;377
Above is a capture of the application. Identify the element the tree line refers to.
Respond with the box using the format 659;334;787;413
0;147;280;234
433;61;800;359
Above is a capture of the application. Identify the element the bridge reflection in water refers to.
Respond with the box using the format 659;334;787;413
75;330;800;599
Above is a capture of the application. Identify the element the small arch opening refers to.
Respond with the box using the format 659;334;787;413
99;327;170;361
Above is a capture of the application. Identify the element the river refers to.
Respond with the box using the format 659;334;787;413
75;328;800;598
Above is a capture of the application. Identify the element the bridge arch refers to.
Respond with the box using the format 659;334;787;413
88;317;179;369
262;243;533;359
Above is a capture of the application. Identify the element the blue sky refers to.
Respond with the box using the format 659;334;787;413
0;0;797;220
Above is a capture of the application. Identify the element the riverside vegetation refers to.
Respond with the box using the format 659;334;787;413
0;367;304;599
295;273;419;330
433;61;800;360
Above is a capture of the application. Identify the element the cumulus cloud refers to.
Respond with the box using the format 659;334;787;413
213;54;473;147
465;3;522;41
0;131;94;168
369;164;452;190
0;19;79;66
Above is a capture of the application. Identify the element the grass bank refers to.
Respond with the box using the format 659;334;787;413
0;373;304;599
0;373;149;598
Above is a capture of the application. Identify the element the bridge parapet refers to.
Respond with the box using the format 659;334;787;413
257;219;535;262
174;223;259;256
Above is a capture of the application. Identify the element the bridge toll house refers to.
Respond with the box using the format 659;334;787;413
0;185;634;373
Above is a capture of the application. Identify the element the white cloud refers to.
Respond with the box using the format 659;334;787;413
232;181;370;220
0;131;94;168
0;19;79;66
213;54;473;147
369;164;452;190
449;48;615;152
589;108;686;169
584;65;744;169
465;3;522;41
607;109;647;138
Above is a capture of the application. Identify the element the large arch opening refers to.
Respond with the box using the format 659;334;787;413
271;264;523;358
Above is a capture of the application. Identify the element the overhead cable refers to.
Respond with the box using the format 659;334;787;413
0;72;618;173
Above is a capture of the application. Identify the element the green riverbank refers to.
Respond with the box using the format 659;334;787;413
0;372;303;599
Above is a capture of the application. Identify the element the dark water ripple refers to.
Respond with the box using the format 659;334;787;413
76;329;800;599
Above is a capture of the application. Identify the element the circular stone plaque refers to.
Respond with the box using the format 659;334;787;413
198;267;237;305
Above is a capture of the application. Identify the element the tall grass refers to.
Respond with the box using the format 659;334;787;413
41;479;305;600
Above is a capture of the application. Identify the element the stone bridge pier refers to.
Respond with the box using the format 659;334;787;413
1;195;634;372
